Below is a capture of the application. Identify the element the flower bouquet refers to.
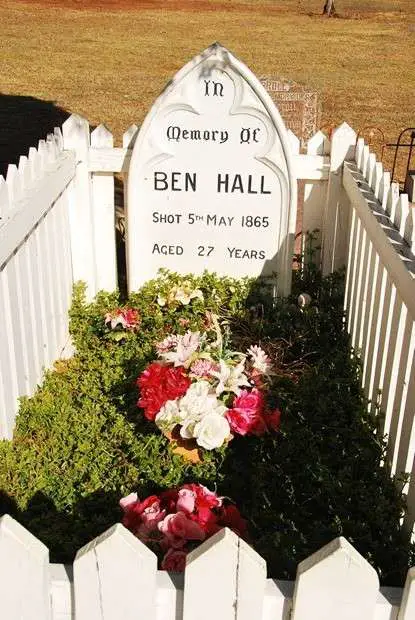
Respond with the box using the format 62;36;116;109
120;483;248;571
136;315;281;460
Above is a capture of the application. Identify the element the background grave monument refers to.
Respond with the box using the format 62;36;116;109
260;76;321;148
127;43;297;296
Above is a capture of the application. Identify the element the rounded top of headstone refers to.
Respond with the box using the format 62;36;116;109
127;45;297;296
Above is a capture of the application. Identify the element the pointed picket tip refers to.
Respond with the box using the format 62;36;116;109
330;123;357;170
333;121;357;140
292;536;379;620
355;136;365;169
0;514;51;619
0;513;49;559
62;113;90;150
306;130;330;155
54;126;64;150
0;173;9;214
91;123;114;147
74;523;157;620
184;528;266;620
6;162;18;183
75;522;156;563
287;129;300;154
123;124;139;149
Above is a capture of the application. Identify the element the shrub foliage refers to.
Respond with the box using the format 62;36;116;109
0;269;413;584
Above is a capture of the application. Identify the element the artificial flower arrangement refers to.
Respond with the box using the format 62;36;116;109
136;313;281;458
104;307;141;340
120;483;248;571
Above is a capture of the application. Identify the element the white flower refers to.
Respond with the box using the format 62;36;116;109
157;295;167;307
194;413;231;450
174;284;204;305
211;359;250;396
247;345;272;375
160;331;200;367
155;399;182;433
176;381;227;439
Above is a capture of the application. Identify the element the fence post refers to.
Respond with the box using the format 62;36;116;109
62;114;97;300
0;514;51;619
90;124;117;291
73;523;157;620
291;536;379;620
183;528;266;620
321;123;356;274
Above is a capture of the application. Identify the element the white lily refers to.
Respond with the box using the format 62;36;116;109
211;359;250;396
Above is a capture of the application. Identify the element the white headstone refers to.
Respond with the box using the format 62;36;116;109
127;43;297;296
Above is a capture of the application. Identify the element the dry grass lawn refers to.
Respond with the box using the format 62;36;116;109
0;0;414;173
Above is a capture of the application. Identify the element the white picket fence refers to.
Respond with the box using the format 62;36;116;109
1;513;414;619
1;115;415;541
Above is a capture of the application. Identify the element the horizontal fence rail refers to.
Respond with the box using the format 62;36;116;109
342;136;415;539
1;514;414;620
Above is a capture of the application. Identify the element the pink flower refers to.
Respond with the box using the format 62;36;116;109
176;488;196;514
119;492;138;511
158;512;205;546
161;549;187;572
226;388;266;436
189;358;219;379
120;494;165;536
156;334;179;354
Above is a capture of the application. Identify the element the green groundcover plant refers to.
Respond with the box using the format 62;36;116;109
0;267;413;585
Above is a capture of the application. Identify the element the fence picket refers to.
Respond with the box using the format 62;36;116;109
379;170;391;210
62;114;96;299
372;161;383;198
291;537;379;620
321;122;356;274
74;523;157;620
397;194;410;238
183;528;266;620
361;144;370;180
90;124;117;291
355;137;365;170
367;152;376;187
386;182;400;222
398;568;415;619
0;175;9;218
6;163;19;205
0;514;51;619
28;145;40;182
18;155;31;192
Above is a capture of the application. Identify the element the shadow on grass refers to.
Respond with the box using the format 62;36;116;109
0;93;71;178
0;489;123;564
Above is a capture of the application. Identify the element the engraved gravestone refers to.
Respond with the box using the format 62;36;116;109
260;76;320;147
127;43;297;295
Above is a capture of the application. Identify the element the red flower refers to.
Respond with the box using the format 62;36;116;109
137;363;191;421
226;389;267;436
218;504;249;540
161;549;187;571
265;408;281;432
